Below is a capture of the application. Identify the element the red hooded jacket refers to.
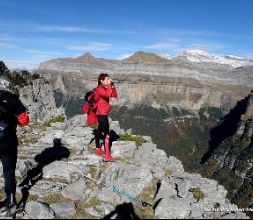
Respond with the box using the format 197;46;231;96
94;84;118;116
82;97;98;126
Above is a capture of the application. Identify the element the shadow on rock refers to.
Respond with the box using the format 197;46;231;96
89;129;120;148
109;130;120;146
103;203;141;220
17;138;70;211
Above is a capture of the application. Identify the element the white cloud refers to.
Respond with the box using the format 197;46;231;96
144;38;227;55
35;25;93;33
145;38;181;50
159;28;253;40
33;24;134;34
66;42;112;51
25;49;62;56
145;42;180;50
0;43;17;49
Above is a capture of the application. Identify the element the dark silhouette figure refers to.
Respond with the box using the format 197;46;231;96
103;203;141;220
0;200;7;211
201;95;250;164
109;130;120;147
16;138;70;211
89;129;120;148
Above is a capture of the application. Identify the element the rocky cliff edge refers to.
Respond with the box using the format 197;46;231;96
0;115;248;219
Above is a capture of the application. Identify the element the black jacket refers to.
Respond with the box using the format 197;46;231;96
0;90;28;154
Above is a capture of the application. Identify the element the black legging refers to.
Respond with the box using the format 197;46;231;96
96;115;110;149
0;151;17;198
0;135;18;204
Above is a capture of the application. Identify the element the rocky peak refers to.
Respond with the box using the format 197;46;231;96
122;51;169;63
75;52;95;61
74;53;105;67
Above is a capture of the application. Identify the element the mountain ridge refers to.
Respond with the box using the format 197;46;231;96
40;50;253;68
38;50;253;87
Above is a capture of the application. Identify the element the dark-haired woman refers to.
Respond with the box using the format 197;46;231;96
94;73;118;162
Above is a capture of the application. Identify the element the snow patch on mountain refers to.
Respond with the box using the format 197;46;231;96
157;54;173;60
176;50;253;68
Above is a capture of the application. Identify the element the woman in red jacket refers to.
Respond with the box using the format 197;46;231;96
94;73;118;162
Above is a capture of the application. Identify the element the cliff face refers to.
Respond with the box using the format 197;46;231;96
19;78;65;122
202;91;253;217
37;71;249;115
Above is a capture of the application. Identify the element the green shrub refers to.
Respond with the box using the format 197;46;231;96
199;107;224;121
119;133;147;146
44;115;65;127
31;73;40;80
189;187;205;201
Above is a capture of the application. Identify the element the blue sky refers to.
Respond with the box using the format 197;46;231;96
0;0;253;69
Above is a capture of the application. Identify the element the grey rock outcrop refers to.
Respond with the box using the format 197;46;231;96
19;78;65;122
43;161;86;183
13;114;249;219
24;201;55;219
61;178;88;201
50;202;76;218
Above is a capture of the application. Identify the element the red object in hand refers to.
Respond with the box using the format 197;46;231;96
17;112;29;126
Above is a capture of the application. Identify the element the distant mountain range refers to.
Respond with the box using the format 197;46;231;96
39;50;253;87
40;49;253;68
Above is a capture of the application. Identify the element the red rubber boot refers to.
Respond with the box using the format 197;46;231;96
104;135;116;162
95;148;105;156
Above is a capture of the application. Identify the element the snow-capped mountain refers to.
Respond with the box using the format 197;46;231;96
176;49;253;68
157;54;173;60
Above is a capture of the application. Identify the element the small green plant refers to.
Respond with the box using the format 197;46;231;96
189;187;205;201
42;193;71;204
88;124;98;129
87;197;102;207
119;133;147;146
135;183;156;219
44;115;65;127
74;200;94;219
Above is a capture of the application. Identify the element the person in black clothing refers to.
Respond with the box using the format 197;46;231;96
0;89;29;216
